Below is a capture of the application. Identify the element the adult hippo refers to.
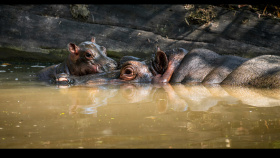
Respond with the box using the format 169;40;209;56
60;48;280;88
37;37;118;82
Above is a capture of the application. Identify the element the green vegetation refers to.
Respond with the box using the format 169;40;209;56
220;4;280;19
184;4;280;25
69;4;90;20
184;5;217;25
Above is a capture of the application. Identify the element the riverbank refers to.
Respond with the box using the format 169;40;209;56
0;4;280;63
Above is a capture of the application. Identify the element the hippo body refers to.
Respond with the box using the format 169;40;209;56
60;48;280;88
170;49;248;84
37;61;69;82
170;48;221;83
169;49;280;88
221;55;280;88
37;38;117;82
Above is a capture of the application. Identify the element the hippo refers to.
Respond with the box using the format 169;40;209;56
58;47;280;88
37;37;118;82
63;47;188;84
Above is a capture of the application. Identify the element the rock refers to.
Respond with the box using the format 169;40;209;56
0;4;279;63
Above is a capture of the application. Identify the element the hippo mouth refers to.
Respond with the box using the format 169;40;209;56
79;64;102;75
81;62;115;76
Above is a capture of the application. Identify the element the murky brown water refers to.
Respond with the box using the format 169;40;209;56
1;63;280;148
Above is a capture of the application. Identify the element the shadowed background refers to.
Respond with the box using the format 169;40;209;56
0;4;279;63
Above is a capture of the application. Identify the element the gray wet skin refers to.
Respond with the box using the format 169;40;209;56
56;48;280;88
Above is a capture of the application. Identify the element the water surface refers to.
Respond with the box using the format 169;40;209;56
1;63;280;148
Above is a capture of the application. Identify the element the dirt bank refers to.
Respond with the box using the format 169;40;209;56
0;4;279;63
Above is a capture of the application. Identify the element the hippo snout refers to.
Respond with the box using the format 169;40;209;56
101;60;118;72
107;61;118;69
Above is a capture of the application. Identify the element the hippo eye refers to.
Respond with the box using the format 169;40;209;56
85;52;94;59
120;65;137;81
86;53;92;57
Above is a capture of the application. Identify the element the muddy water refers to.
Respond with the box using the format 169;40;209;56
1;63;280;148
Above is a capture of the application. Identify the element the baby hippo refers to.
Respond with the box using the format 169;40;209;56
37;37;117;83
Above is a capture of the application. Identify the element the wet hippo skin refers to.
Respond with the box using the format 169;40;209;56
63;48;280;88
163;48;280;88
170;48;248;84
221;55;280;88
37;37;117;82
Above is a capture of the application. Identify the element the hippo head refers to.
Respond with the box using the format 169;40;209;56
61;47;188;85
111;47;188;83
67;37;118;76
117;60;154;82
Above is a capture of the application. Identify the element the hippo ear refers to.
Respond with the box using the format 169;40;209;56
91;37;96;43
68;43;79;55
153;47;168;74
157;46;161;52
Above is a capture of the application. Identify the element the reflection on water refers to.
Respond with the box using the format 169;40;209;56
1;63;280;148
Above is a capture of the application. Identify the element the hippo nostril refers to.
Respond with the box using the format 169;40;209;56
96;64;105;73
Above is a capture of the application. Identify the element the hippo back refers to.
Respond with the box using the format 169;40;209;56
202;55;247;84
221;55;280;88
170;48;221;83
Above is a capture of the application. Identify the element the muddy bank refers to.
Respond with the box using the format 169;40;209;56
0;4;280;63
